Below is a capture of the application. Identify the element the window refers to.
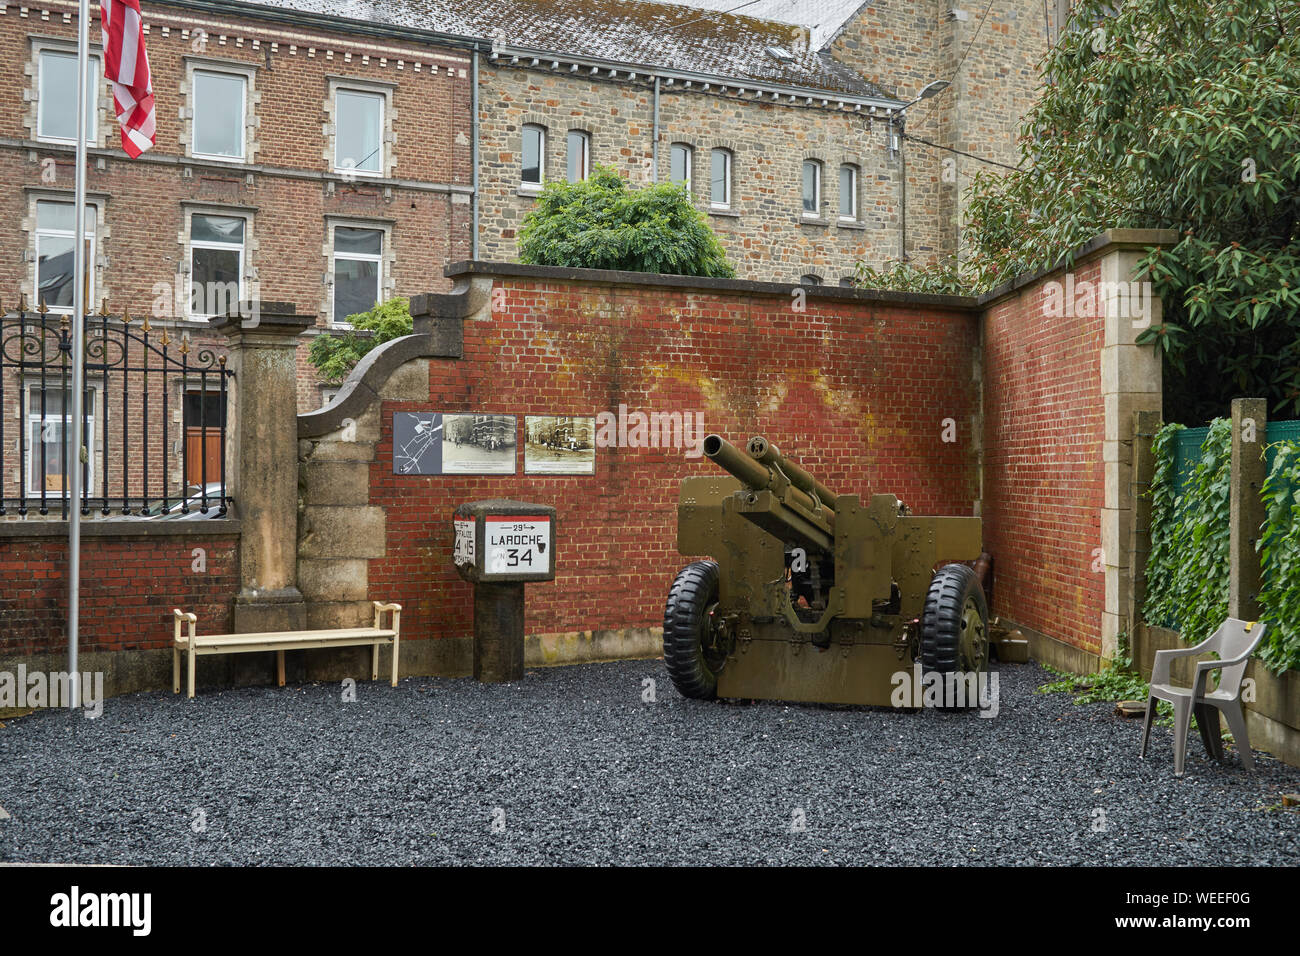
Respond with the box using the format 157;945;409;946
800;274;823;286
192;70;246;160
802;160;822;217
710;148;731;209
839;277;856;288
670;143;693;191
522;124;545;186
189;214;245;319
335;89;384;176
566;130;591;183
333;226;384;326
839;164;858;220
34;201;96;314
37;50;98;144
25;385;95;497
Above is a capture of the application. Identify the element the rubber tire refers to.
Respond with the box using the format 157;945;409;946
920;562;989;674
663;560;723;700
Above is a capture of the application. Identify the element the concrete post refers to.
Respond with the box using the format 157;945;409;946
1229;398;1268;620
215;303;313;632
1128;408;1162;644
1099;233;1167;664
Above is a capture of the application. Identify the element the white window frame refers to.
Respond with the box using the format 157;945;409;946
34;201;96;315
191;68;248;162
802;160;822;218
24;382;97;498
670;143;693;192
710;148;732;210
188;212;247;320
333;87;386;178
36;49;100;146
521;124;547;189
839;164;859;221
566;130;591;183
330;224;386;329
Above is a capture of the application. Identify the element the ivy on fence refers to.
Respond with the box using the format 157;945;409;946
1257;442;1300;673
1143;418;1300;674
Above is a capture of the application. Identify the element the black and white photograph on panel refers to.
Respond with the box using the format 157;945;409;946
525;415;596;475
442;413;516;474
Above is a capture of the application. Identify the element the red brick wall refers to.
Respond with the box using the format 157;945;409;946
982;259;1106;653
0;530;237;655
368;274;980;643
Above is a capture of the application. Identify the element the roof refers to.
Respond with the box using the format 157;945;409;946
641;0;870;49
233;0;893;100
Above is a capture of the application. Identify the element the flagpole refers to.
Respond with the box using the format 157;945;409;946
68;0;91;709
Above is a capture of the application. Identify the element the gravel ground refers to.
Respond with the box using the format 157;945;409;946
0;660;1295;866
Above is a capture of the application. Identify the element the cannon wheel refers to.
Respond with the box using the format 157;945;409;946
663;560;729;700
920;563;990;704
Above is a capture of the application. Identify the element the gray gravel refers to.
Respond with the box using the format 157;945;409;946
0;660;1295;865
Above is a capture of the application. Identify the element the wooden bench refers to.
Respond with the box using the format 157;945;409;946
172;602;402;699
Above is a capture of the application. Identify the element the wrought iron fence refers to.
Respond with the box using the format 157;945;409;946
0;298;233;519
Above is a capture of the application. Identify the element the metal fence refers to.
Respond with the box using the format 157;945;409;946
0;299;233;519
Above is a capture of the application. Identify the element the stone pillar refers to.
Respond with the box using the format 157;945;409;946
216;303;312;633
1229;398;1268;620
1099;230;1171;664
1128;408;1162;641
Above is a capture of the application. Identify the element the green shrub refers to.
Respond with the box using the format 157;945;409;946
517;165;736;278
308;297;412;384
1143;420;1232;648
1144;418;1300;674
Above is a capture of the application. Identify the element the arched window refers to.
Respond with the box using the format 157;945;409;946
566;130;591;183
838;164;859;221
802;160;822;217
670;143;693;190
521;124;546;186
710;148;732;209
800;273;823;286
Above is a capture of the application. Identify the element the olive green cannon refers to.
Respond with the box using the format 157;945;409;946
663;435;990;707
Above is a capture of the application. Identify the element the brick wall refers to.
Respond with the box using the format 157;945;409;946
363;269;980;646
981;257;1106;654
0;528;238;656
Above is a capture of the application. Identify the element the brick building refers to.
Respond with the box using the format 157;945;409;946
0;0;478;424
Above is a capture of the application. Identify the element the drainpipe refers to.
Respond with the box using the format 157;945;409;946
652;76;661;183
472;49;480;260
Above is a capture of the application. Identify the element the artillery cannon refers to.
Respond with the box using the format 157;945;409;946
663;435;990;707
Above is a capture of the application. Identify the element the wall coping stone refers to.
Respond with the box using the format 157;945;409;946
445;229;1182;311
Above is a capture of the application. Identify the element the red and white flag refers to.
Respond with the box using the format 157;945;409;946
99;0;155;157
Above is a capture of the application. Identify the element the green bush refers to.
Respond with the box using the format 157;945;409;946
308;297;412;384
1143;420;1232;648
1144;418;1300;674
517;165;736;278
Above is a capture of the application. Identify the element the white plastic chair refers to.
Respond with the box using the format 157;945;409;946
1139;618;1266;777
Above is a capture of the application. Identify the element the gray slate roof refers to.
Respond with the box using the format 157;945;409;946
236;0;893;99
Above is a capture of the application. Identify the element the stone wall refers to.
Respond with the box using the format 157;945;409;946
476;62;902;285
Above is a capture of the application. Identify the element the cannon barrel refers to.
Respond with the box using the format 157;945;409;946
745;437;837;509
702;434;832;526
